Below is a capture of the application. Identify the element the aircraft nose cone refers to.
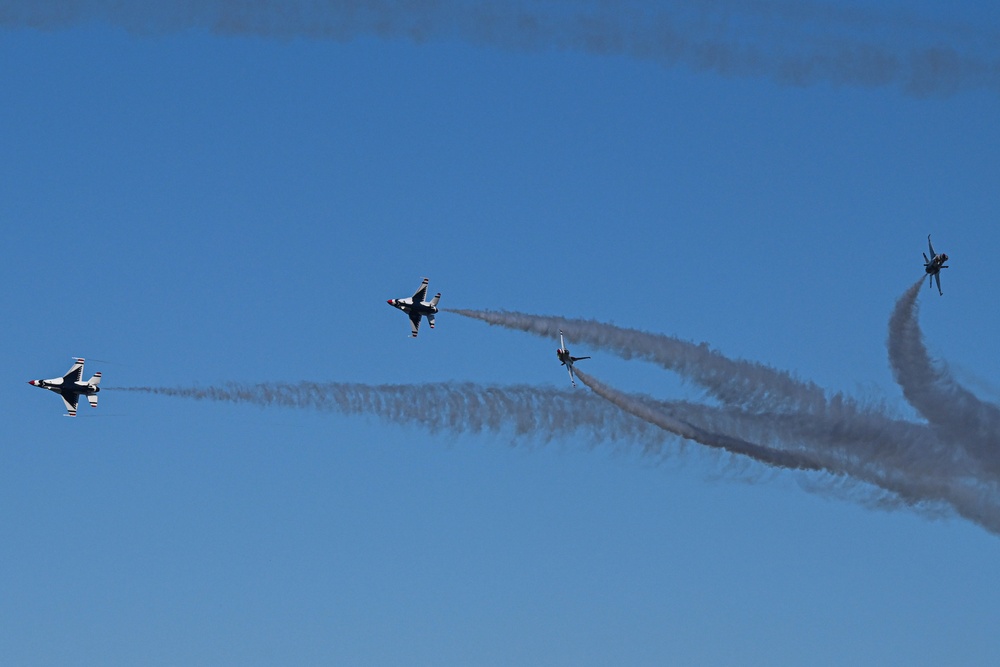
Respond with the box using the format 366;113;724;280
28;380;36;385
387;299;393;305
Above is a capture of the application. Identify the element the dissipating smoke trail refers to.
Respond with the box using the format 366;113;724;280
2;0;998;96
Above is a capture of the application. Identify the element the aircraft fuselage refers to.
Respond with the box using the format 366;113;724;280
922;235;949;296
925;256;948;274
29;378;100;395
387;299;438;316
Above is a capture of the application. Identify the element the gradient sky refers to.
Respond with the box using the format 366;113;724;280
3;2;1000;665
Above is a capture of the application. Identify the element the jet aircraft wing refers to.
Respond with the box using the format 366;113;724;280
411;278;429;304
63;358;84;384
61;393;80;417
409;312;422;337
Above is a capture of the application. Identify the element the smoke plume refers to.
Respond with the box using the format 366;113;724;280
446;307;832;414
111;279;1000;535
2;0;998;96
888;280;1000;477
113;381;673;452
449;297;1000;535
579;371;1000;533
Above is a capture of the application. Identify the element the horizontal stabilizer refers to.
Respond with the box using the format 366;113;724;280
87;394;99;408
88;372;102;385
429;293;441;307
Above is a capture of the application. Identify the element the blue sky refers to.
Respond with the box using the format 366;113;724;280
3;2;1000;665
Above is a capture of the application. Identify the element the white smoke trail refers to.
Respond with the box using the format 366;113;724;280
446;306;973;474
633;392;1000;533
1;0;997;96
452;301;1000;534
447;307;831;415
888;280;1000;477
107;277;1000;535
573;369;827;472
112;381;674;451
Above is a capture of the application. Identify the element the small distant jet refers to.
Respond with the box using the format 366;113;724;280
557;330;590;387
387;277;441;337
28;358;102;416
923;234;950;296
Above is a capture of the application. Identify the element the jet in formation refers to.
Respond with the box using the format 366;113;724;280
557;330;590;387
387;277;441;337
923;234;950;296
28;358;102;417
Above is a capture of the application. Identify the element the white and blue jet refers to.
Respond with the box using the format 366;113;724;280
557;330;590;388
28;358;102;416
387;277;441;338
923;234;950;296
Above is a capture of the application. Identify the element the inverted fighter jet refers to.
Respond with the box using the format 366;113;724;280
557;330;590;387
923;234;950;296
387;277;441;337
28;358;102;416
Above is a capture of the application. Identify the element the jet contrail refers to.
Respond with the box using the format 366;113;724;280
109;280;1000;535
632;389;1000;534
447;307;832;415
114;377;995;529
451;299;1000;535
888;279;1000;478
573;369;826;473
447;305;980;474
575;369;995;525
2;0;997;96
112;381;676;452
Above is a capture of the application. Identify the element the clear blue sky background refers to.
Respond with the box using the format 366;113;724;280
3;2;1000;665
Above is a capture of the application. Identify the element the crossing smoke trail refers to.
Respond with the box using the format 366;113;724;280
582;372;1000;534
446;307;831;414
113;377;997;529
111;282;1000;534
572;369;826;473
450;300;1000;535
1;0;998;96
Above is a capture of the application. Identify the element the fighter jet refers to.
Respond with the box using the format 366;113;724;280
923;234;950;296
387;277;441;337
557;330;590;387
28;358;102;416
